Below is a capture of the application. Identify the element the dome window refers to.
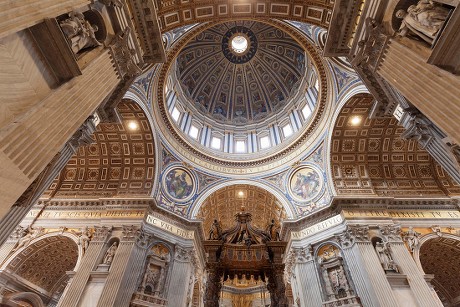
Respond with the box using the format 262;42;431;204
231;35;248;54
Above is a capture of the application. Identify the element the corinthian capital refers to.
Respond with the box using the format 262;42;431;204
174;246;192;262
379;224;402;242
92;226;112;242
347;224;370;242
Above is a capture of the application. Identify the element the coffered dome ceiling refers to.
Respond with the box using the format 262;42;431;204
176;21;305;125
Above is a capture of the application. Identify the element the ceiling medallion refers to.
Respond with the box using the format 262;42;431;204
222;26;257;64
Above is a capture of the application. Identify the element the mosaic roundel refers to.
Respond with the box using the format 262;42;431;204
222;26;258;64
288;165;323;202
162;166;196;202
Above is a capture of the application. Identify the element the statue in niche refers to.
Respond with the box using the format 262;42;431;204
375;241;399;272
403;226;420;253
395;1;451;45
140;244;170;297
59;11;102;54
145;266;161;293
330;267;350;296
12;226;44;252
103;242;118;265
208;219;222;240
322;269;335;299
72;226;91;253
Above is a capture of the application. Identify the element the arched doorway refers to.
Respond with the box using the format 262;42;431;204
419;235;460;306
198;185;288;307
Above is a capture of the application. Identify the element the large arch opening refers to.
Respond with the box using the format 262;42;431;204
419;236;460;306
199;184;288;306
1;236;79;305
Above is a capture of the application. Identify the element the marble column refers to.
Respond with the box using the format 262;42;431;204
58;226;112;307
289;246;322;307
378;39;460;145
112;228;150;306
0;49;119;223
336;226;380;307
0;117;97;247
0;226;24;264
167;246;194;307
96;225;147;307
379;225;443;307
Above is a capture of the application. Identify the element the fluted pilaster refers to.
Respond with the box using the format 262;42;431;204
167;246;193;307
96;225;141;307
57;226;111;307
336;226;380;307
58;233;108;306
289;246;322;307
112;229;150;306
356;242;399;307
390;242;443;307
296;261;322;306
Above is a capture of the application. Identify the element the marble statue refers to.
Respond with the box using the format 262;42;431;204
59;12;102;54
431;225;443;236
375;241;399;272
12;226;44;252
404;226;420;252
72;226;91;253
103;242;118;265
396;1;450;45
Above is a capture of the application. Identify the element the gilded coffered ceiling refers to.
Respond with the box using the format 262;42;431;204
154;0;334;32
420;237;460;304
5;236;78;294
44;101;155;198
176;21;305;125
330;94;460;197
196;185;286;236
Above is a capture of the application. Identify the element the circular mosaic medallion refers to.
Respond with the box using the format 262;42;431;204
222;26;258;64
162;166;196;202
288;166;323;202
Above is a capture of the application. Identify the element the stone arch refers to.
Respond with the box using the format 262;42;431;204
191;179;294;221
1;235;79;303
329;93;459;197
3;291;45;307
43;100;156;198
414;233;460;306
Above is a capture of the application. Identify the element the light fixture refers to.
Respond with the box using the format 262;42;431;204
350;116;362;126
127;121;139;130
238;191;244;197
